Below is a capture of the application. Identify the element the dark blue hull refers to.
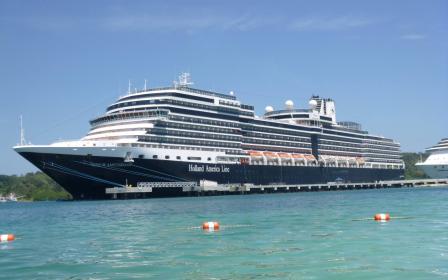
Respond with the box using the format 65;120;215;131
19;152;404;200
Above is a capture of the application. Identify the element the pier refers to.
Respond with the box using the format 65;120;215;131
105;178;448;199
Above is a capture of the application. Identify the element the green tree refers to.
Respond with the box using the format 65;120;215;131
0;172;71;201
402;152;429;179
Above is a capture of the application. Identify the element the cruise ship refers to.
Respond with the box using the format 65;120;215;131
14;73;404;199
416;138;448;178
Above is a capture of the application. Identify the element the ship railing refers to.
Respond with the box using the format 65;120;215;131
125;86;236;100
135;181;197;189
90;110;169;127
52;139;81;144
264;109;311;117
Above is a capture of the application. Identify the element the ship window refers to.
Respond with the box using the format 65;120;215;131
139;154;144;159
165;155;170;159
176;156;181;160
188;156;201;160
207;157;212;161
153;155;158;159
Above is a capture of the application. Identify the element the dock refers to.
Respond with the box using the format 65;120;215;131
105;178;448;199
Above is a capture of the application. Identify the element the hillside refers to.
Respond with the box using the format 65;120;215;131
0;172;71;201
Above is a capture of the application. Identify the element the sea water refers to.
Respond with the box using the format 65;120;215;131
1;187;448;279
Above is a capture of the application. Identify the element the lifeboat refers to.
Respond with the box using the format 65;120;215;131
326;156;336;162
304;154;317;165
263;152;278;158
336;157;348;167
277;152;292;165
291;153;305;159
263;152;279;164
304;154;316;161
249;151;263;157
356;157;365;164
277;152;291;158
290;154;305;165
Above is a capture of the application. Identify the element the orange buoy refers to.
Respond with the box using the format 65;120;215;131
374;213;390;221
202;221;220;231
0;234;15;243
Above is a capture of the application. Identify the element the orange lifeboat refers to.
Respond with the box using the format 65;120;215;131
263;152;278;158
277;152;291;158
291;153;304;159
304;154;316;161
249;151;263;157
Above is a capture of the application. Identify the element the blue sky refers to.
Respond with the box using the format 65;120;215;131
0;0;447;175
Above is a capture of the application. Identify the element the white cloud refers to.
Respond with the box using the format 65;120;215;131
401;34;426;40
3;12;377;34
289;16;374;31
102;15;215;31
101;14;273;32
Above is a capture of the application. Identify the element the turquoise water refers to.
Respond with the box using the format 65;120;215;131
1;187;448;279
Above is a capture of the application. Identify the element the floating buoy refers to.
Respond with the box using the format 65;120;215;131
202;221;220;231
0;234;15;243
374;213;390;221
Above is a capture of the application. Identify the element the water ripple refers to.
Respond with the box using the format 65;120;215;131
1;187;448;279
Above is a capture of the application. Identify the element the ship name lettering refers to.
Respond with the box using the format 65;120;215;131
188;164;230;173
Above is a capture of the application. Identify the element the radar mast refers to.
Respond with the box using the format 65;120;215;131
19;115;26;146
178;73;193;87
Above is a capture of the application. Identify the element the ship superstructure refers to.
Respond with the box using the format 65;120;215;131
14;74;404;199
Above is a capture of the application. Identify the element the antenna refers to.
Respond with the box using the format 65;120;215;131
178;73;193;87
144;79;147;91
128;80;131;94
20;115;26;146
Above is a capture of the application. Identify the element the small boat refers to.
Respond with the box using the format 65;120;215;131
0;193;21;202
7;193;18;202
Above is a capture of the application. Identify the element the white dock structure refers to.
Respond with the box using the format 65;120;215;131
105;178;448;199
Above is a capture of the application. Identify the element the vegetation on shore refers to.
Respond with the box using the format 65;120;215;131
0;152;430;201
402;152;429;180
0;172;71;201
